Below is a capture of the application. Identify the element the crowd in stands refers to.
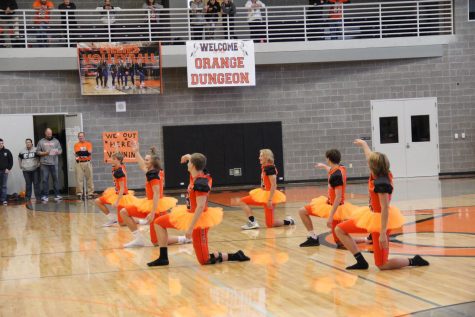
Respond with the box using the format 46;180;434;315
1;0;436;47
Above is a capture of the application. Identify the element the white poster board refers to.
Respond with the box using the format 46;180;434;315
186;40;256;88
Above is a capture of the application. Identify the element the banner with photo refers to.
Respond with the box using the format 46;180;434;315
186;40;255;88
77;42;163;95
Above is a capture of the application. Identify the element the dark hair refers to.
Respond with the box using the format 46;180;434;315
26;138;33;143
148;146;162;170
78;132;85;137
325;149;341;164
190;153;207;171
0;138;3;142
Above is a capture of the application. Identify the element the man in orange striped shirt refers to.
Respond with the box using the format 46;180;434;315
74;132;94;199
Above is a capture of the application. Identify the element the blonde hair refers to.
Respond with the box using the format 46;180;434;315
190;153;207;171
111;152;124;164
369;152;390;177
260;149;274;164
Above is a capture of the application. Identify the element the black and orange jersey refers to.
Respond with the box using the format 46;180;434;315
74;141;92;162
145;169;163;200
327;165;346;205
368;172;394;213
260;164;277;191
112;164;128;195
328;0;349;19
186;172;212;213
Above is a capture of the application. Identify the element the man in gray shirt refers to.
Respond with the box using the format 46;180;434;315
37;128;63;202
19;138;41;201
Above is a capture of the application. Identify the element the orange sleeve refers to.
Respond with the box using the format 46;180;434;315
149;179;161;187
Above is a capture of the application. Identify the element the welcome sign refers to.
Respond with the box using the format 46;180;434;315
186;40;255;88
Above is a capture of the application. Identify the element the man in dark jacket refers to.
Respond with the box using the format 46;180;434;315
0;0;19;47
0;138;14;205
221;0;236;39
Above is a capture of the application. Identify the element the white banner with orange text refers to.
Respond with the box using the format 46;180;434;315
186;40;255;88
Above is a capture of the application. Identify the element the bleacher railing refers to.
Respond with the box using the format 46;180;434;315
0;0;453;48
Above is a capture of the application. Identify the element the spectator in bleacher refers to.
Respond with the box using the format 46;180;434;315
19;138;40;202
0;138;13;205
58;0;77;47
221;0;236;39
328;0;348;40
32;0;54;47
245;0;265;43
97;0;120;25
189;0;205;41
143;0;163;41
308;0;328;41
0;0;19;48
205;0;220;39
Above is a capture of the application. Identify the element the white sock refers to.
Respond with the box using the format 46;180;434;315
177;236;187;244
132;230;141;238
107;213;116;220
308;231;317;239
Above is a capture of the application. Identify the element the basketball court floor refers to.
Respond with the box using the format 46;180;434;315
0;177;474;316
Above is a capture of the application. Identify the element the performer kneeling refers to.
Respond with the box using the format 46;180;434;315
120;142;188;248
95;152;135;227
299;149;358;247
335;139;429;270
148;153;250;266
240;149;293;230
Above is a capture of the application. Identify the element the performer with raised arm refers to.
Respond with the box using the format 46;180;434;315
119;142;187;248
335;139;429;270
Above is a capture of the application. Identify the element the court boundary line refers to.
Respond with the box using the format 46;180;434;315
394;300;475;317
307;257;442;308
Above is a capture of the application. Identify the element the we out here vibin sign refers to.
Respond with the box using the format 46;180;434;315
186;40;255;88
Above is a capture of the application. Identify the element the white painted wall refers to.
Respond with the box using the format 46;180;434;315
0;115;35;195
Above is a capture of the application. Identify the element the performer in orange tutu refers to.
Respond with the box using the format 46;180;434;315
119;142;188;248
148;153;250;266
95;152;135;227
335;139;429;270
298;149;359;247
240;149;293;230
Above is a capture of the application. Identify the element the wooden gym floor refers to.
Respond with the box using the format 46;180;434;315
0;177;474;316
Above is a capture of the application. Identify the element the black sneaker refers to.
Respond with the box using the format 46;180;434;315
299;236;320;247
236;250;251;262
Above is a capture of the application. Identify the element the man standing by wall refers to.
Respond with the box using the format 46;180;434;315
18;138;40;201
74;132;94;199
37;128;63;202
0;138;13;205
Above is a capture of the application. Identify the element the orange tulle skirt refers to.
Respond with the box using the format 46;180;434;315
100;187;136;206
308;196;358;220
249;188;286;204
350;206;405;232
135;196;178;214
169;205;223;230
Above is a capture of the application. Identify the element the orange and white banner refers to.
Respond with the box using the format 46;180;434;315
102;131;138;163
186;40;255;88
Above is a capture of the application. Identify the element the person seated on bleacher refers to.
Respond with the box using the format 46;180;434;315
0;0;19;48
221;0;236;39
205;0;220;39
142;0;163;41
96;0;120;25
58;0;76;46
190;0;206;41
32;0;54;47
